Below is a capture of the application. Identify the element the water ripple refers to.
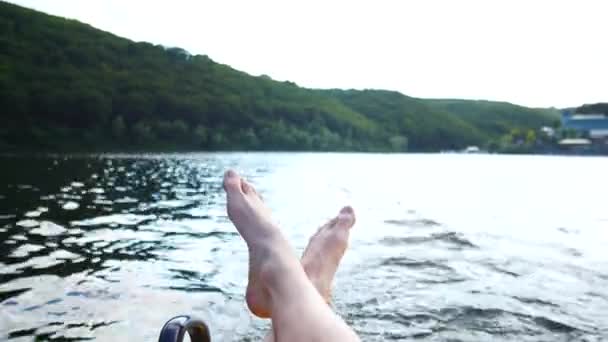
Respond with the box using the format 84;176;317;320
0;153;607;341
380;231;478;249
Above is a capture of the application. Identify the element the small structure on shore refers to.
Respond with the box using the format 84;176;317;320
558;110;608;154
558;138;591;146
463;146;481;153
561;111;608;140
557;138;592;154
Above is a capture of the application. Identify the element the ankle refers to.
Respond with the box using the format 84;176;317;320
253;238;300;285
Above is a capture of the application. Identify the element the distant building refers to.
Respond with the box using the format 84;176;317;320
557;138;593;154
540;126;555;137
463;146;481;153
559;110;608;154
561;110;608;139
558;138;591;146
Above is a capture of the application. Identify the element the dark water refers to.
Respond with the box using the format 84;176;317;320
1;153;607;341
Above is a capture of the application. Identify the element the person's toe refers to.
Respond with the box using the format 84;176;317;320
340;206;354;215
223;169;243;194
241;179;257;195
336;206;356;229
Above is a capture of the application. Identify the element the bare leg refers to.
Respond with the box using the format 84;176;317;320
223;170;359;342
264;206;356;342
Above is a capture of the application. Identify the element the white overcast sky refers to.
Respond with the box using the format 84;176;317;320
8;0;608;108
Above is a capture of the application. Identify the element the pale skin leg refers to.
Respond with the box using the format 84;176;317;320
263;206;357;342
223;170;360;342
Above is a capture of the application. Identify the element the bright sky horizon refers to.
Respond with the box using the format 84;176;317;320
8;0;607;108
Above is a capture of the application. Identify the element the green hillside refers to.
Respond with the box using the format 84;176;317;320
427;99;560;139
324;90;486;150
0;1;558;152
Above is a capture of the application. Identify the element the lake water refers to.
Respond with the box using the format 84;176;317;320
0;153;607;341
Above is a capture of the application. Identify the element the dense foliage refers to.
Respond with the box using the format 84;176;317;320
323;90;487;150
0;2;559;152
427;99;560;139
575;103;608;115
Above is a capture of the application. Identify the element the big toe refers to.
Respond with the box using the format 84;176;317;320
223;169;243;194
336;206;356;229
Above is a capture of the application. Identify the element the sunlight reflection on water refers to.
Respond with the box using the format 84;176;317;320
0;153;607;341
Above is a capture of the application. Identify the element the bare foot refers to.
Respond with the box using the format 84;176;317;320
301;206;356;303
262;208;356;342
223;169;286;318
223;170;356;319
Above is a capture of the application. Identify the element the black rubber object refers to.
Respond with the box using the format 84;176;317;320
158;315;211;342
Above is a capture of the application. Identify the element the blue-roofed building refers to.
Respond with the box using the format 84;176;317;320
561;110;608;139
558;110;608;154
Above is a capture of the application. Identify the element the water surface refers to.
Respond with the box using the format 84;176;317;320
1;153;607;341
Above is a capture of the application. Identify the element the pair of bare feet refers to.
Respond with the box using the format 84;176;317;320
223;169;355;319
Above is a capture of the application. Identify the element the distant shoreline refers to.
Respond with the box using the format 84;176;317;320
1;149;606;157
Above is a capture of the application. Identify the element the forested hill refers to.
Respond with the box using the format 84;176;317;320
575;103;608;115
426;99;560;139
0;2;559;152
